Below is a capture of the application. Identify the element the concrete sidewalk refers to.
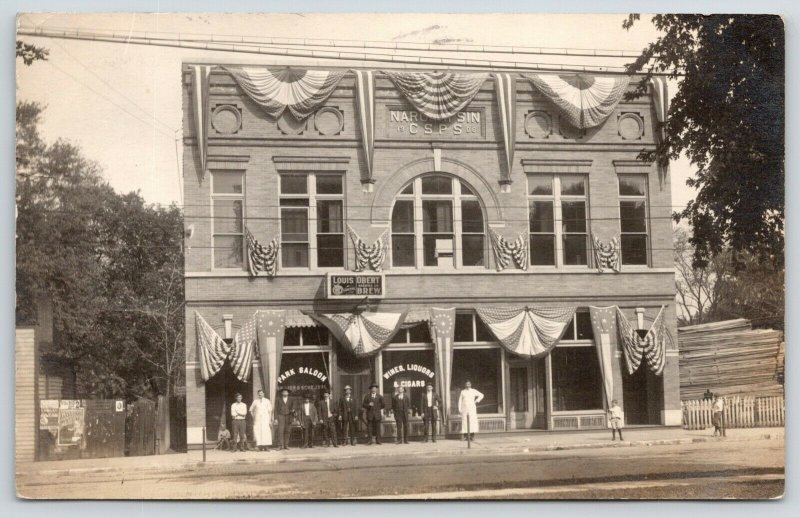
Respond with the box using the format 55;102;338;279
17;426;784;478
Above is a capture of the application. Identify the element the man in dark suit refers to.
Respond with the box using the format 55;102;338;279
421;381;442;443
273;387;295;450
338;385;358;446
392;386;412;444
362;383;384;445
299;393;319;448
317;389;338;447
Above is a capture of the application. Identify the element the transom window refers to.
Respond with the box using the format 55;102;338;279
211;171;244;269
618;175;649;265
391;174;486;269
527;174;589;267
279;173;345;269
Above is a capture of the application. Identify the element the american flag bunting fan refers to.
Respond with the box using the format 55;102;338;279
616;305;668;376
476;306;576;358
309;311;407;358
489;228;528;271
593;234;621;273
346;225;387;272
526;74;630;129
384;71;489;120
194;311;231;381
246;227;279;277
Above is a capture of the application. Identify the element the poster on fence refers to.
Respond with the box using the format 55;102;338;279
57;407;86;448
39;400;59;432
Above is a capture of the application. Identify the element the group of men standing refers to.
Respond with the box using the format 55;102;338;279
222;379;483;451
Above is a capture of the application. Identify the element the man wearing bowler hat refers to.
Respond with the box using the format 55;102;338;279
362;383;384;445
317;389;338;447
392;386;412;444
273;387;295;450
338;385;358;445
299;393;319;448
421;381;442;443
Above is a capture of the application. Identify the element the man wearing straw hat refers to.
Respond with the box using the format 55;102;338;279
363;383;384;445
338;385;358;446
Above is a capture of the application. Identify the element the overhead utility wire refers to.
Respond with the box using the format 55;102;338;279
21;23;650;58
18;26;661;75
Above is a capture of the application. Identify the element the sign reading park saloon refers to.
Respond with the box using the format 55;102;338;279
326;273;385;299
387;108;484;139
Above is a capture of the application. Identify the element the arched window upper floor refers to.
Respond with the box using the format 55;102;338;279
390;173;487;269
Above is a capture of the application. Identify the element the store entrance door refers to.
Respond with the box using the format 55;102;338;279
508;358;547;430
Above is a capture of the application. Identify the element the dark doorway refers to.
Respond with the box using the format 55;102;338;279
204;359;251;441
621;330;664;425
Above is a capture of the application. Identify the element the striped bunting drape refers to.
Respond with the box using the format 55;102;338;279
190;65;213;176
384;71;489;121
309;311;407;358
429;307;456;422
489;228;528;271
476;306;576;358
346;225;387;272
648;76;669;134
230;315;258;382
616;305;668;376
493;73;517;182
253;310;286;404
195;312;231;381
589;306;618;406
353;70;376;183
593;234;621;273
246;227;279;277
527;74;630;129
224;66;347;120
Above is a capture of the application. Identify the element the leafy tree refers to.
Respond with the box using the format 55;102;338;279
16;102;185;399
624;15;784;268
16;40;49;66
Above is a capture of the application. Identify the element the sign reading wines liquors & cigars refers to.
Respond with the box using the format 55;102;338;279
326;273;385;299
387;109;484;138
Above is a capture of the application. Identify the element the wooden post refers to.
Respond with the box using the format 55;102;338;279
202;427;206;463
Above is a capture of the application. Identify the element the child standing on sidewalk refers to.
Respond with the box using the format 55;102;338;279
608;400;624;441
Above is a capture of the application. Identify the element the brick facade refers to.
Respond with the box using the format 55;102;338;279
182;64;680;445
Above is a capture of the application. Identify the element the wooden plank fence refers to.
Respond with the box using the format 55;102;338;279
682;395;784;430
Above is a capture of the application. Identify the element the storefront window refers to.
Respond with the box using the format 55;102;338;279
381;350;435;417
550;346;603;411
277;352;331;402
450;348;502;414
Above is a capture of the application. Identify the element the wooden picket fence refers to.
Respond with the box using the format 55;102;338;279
682;395;785;430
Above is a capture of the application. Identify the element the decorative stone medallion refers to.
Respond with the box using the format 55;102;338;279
277;113;306;135
210;104;242;134
524;111;552;139
558;117;585;139
314;107;344;136
618;112;645;140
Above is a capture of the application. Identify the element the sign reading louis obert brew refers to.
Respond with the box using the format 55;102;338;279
387;108;485;139
326;272;385;299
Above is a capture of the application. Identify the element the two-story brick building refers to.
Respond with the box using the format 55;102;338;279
182;62;678;447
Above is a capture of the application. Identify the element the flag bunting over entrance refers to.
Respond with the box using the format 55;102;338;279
353;70;376;183
245;227;279;277
493;73;517;182
476;306;576;358
346;224;387;272
231;311;288;399
429;307;456;423
616;305;668;376
384;70;488;121
592;234;621;273
526;74;630;129
589;306;618;406
489;228;528;271
190;65;213;177
224;66;347;120
308;311;407;357
195;311;231;382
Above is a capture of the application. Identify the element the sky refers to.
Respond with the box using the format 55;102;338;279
16;12;694;210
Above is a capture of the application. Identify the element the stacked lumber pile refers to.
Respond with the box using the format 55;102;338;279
678;318;784;400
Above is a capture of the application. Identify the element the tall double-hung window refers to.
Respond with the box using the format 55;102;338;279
279;173;345;269
527;174;589;267
390;174;486;269
211;171;244;269
618;175;649;265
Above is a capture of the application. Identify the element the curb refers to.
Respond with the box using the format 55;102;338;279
18;432;783;479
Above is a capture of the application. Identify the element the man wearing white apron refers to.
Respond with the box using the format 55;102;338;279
249;389;273;451
458;380;484;441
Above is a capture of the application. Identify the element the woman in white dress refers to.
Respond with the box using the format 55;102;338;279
458;380;484;441
249;389;274;451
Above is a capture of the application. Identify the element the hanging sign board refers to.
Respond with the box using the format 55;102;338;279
326;273;385;299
